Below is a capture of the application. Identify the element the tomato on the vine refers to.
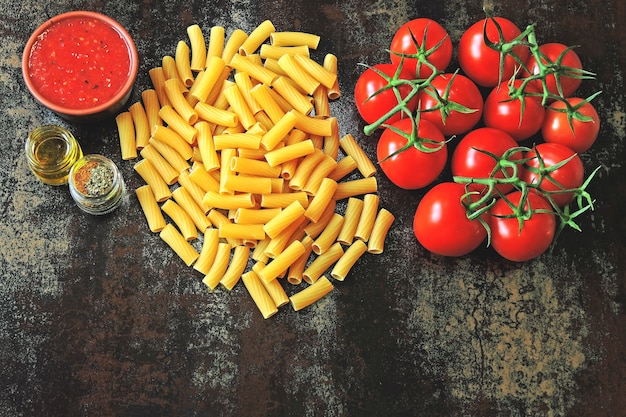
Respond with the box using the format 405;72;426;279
389;18;453;79
458;17;530;87
542;97;600;154
522;43;583;99
418;72;484;136
489;191;556;262
521;142;584;207
483;79;546;142
451;127;523;195
413;182;487;256
354;63;417;126
377;117;447;190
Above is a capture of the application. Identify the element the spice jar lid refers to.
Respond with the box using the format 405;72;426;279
68;154;125;215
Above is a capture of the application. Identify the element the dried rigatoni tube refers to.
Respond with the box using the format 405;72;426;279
175;41;194;87
230;157;281;178
277;54;320;95
195;121;220;172
331;239;368;281
148;66;170;107
191;56;226;102
151;125;193;161
134;159;172;202
250;84;285;124
290;276;334;311
272;76;314;116
260;110;297;150
264;216;306;259
164;78;198;124
313;85;330;119
178;169;209;212
251;238;271;263
260;44;309;61
136;185;166;233
235;207;281;225
214;133;262;151
195;102;238;127
260;191;309;209
288;149;325;191
149;138;191;174
263;200;305;239
220;245;250;290
203;243;231;290
140;144;179;185
312;213;344;255
172;187;211;232
294;54;337;89
129;101;150;149
187;24;207;71
257;240;305;283
160;223;199;266
159;104;197;144
328;155;358;181
224;174;272;194
339;133;376;178
260;274;290;307
219;148;236;194
302;242;344;284
194;228;220;274
219;223;266;241
116;111;137;160
367;209;395;254
162;55;182;84
293;112;335;137
162;199;198;241
230;53;278;86
204;191;256;210
223;84;257;129
141;89;162;132
242;271;278;319
333;177;377;200
303;199;336;239
323;54;340;99
271;31;320;48
302;154;337;195
222;29;247;64
337;197;364;245
305;178;337;223
355;194;379;242
264;139;315;167
239;20;275;55
189;164;220;194
287;235;313;285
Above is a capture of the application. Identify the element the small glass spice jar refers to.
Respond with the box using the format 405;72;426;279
25;125;83;185
68;154;125;215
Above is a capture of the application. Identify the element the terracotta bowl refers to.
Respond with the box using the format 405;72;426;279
22;11;139;122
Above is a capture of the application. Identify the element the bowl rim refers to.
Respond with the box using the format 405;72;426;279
21;10;139;117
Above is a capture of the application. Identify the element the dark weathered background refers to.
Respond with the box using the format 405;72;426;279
1;0;624;416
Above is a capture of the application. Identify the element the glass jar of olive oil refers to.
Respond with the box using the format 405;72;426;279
25;125;83;185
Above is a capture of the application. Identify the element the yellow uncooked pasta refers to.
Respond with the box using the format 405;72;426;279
141;89;162;132
133;159;172;202
272;76;314;116
264;216;306;259
222;29;247;64
207;25;225;60
234;71;263;114
367;209;395;254
194;102;238;127
135;185;166;233
263;200;305;239
203;242;231;290
190;56;226;103
162;199;198;241
323;54;340;99
277;54;320;95
219;148;236;194
175;41;194;87
230;157;281;178
290;276;334;311
303;199;336;239
203;191;256;210
164;78;198;124
223;84;257;129
304;177;337;223
241;270;278;319
115;111;137;160
260;191;309;209
264;139;315;167
260;274;290;307
139;144;179;185
259;44;310;61
151;125;193;161
214;133;262;151
220;245;250;290
172;186;212;233
337;197;364;245
257;240;305;283
187;24;207;71
270;31;320;49
250;83;285;125
328;155;358;181
239;20;275;55
355;194;379;242
148;66;170;107
218;223;266;241
178;170;209;213
333;177;377;200
158;105;198;145
230;53;278;86
235;207;281;224
302;154;338;195
286;150;326;192
260;110;297;150
293;54;337;89
312;213;344;255
162;55;182;84
292;111;335;137
313;85;330;119
302;242;344;284
224;174;272;194
149;137;191;174
193;228;220;275
160;223;199;267
129;101;150;149
189;163;220;194
195;121;220;172
331;239;368;281
286;235;313;285
339;133;376;178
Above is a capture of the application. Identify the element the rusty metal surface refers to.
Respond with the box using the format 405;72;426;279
1;0;624;416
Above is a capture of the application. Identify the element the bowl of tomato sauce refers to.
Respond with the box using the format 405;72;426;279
22;11;139;122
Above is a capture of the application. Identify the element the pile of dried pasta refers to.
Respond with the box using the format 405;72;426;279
116;20;395;318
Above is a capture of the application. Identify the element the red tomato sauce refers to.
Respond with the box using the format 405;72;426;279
27;16;132;109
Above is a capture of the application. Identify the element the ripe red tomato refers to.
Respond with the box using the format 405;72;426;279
354;63;418;126
389;18;453;79
542;97;600;154
377;117;448;190
451;127;523;195
458;17;530;87
418;72;484;136
489;191;556;262
483;79;546;142
523;43;583;99
521;142;584;207
413;182;488;256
